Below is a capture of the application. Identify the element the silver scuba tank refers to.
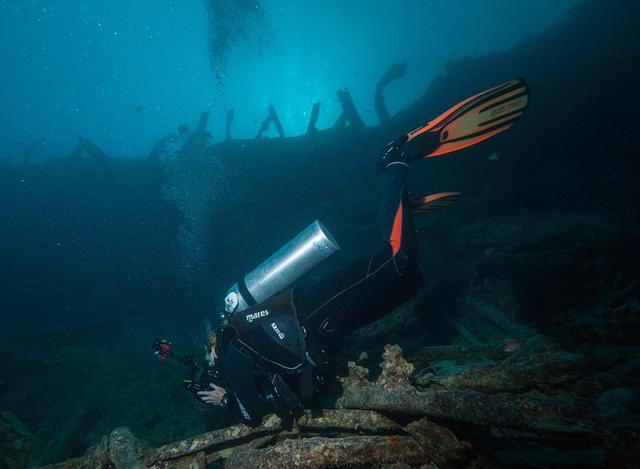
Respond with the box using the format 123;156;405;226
224;220;340;314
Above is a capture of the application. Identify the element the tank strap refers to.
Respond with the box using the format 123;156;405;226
238;277;257;307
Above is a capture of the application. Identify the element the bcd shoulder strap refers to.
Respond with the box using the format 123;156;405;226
228;288;307;371
228;287;299;335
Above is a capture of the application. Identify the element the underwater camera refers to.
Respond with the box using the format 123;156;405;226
152;339;228;407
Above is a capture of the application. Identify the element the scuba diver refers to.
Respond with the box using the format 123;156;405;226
190;79;530;426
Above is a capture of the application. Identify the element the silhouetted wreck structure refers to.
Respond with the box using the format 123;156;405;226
375;61;407;123
256;105;285;138
69;136;108;162
306;102;321;134
225;109;234;140
333;88;365;129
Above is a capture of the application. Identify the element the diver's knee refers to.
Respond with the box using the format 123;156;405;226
392;249;420;277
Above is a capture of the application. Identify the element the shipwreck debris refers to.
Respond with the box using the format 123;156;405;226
405;417;474;469
53;410;415;469
411;335;589;394
195;111;210;136
378;343;415;388
63;427;151;469
338;344;597;436
227;435;426;469
225;109;234;140
149;409;401;463
256;104;285;138
374;61;407;123
37;341;631;468
333;88;364;129
306;101;321;134
69;136;108;161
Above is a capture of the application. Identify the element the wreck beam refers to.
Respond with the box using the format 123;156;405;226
256;105;285;138
225;109;234;140
69;136;108;161
306;102;321;134
409;341;510;367
269;105;285;138
149;409;400;464
196;111;210;134
338;386;596;435
226;435;427;469
406;417;474;468
256;114;272;138
298;409;401;433
333;88;364;129
149;416;280;463
374;61;407;123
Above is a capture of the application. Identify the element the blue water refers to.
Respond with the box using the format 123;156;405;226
0;0;579;158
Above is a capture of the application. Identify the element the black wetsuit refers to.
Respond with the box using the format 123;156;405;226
299;161;422;351
218;160;423;425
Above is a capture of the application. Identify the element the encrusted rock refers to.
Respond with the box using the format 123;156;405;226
409;342;510;369
378;344;415;388
405;418;473;468
226;435;427;468
338;361;370;390
64;427;150;469
340;386;597;435
420;336;589;393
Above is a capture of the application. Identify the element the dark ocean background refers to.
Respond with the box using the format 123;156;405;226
1;0;639;466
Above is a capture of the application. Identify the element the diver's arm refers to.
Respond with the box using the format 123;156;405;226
195;341;229;406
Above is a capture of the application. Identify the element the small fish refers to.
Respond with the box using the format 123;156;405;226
503;339;521;352
487;151;501;161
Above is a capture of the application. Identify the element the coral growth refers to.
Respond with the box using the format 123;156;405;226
377;344;414;388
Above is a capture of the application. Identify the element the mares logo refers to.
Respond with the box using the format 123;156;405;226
271;322;285;340
245;309;269;323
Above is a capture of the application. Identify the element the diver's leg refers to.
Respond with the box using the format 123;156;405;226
378;160;419;264
301;80;533;349
299;163;422;350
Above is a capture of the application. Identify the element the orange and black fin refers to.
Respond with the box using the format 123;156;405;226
411;192;460;215
402;79;530;159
